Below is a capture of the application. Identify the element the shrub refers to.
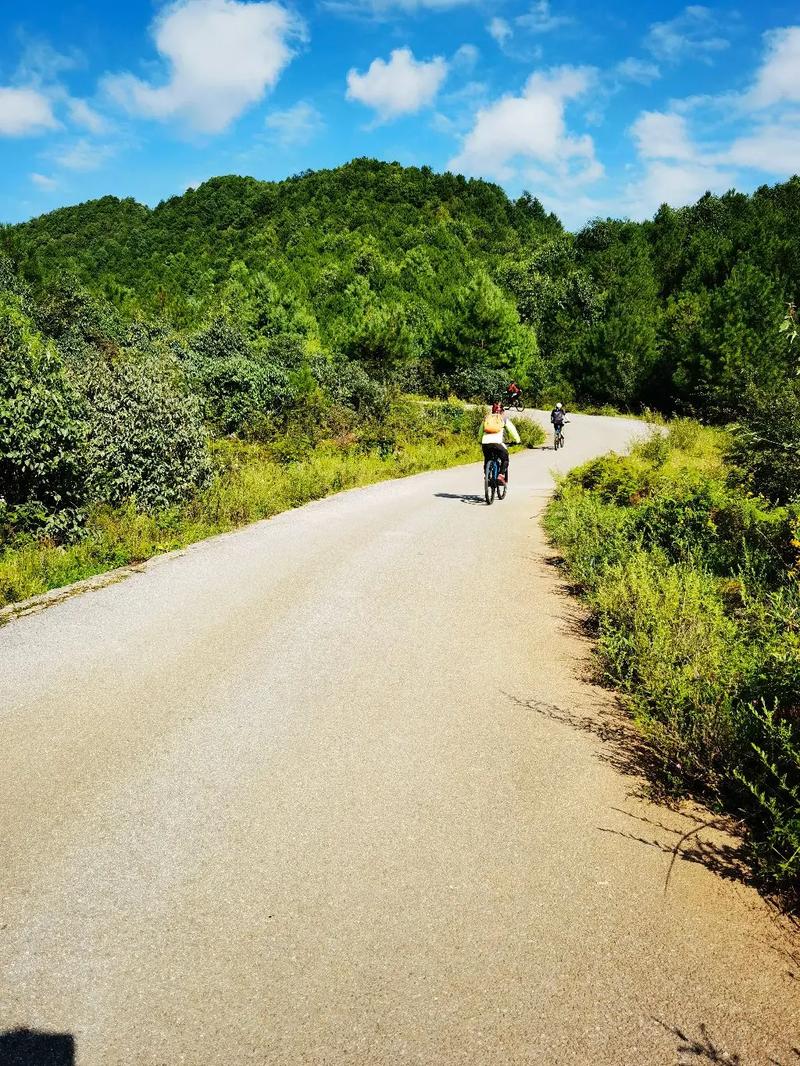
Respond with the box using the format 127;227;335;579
515;418;546;448
80;355;212;510
0;295;87;540
727;382;800;505
594;552;746;786
188;314;301;433
310;356;389;417
736;703;800;894
448;365;509;403
546;419;800;896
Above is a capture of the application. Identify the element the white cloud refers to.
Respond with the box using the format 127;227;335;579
0;86;59;136
625;160;734;217
54;138;116;171
453;44;479;71
103;0;305;134
631;111;695;161
15;41;81;86
627;24;800;197
725;121;800;173
67;98;111;134
646;6;728;64
346;48;447;121
265;101;323;146
430;111;457;135
324;0;471;13
488;18;512;46
622;26;800;219
448;66;600;187
615;57;660;85
744;27;800;110
516;0;572;34
31;172;58;190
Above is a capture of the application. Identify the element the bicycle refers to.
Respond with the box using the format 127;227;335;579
553;420;569;450
502;393;524;412
484;454;508;505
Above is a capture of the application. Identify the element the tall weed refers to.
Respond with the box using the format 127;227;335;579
546;420;800;899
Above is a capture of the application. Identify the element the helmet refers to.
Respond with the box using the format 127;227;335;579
556;402;563;409
491;402;503;414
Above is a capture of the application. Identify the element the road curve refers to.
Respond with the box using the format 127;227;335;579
1;412;798;1065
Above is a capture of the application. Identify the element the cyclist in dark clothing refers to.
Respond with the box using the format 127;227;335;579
550;402;566;428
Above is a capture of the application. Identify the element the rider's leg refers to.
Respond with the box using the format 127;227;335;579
499;444;510;482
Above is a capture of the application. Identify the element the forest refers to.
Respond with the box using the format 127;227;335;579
1;159;799;894
3;157;799;554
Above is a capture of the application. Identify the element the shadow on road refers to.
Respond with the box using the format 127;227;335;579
506;693;653;780
433;493;486;505
598;809;751;890
654;1019;743;1063
508;694;752;891
0;1028;75;1065
653;1018;800;1065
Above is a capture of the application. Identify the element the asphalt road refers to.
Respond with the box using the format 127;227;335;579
2;412;798;1065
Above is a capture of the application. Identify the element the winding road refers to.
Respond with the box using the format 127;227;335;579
2;412;798;1065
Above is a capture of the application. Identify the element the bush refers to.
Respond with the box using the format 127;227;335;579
448;365;509;403
727;382;800;505
189;314;305;433
595;552;746;785
736;703;800;894
546;420;800;896
310;355;389;417
515;418;546;448
80;356;212;510
0;295;87;540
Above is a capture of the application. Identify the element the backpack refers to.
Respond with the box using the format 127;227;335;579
483;413;504;434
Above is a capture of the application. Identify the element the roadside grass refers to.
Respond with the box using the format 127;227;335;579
544;421;800;904
0;401;544;609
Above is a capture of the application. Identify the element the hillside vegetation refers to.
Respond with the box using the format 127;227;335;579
4;159;800;415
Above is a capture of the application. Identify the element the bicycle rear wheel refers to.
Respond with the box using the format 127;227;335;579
484;461;496;505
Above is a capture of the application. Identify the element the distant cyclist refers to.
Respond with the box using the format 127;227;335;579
505;380;523;408
551;402;567;447
481;402;520;485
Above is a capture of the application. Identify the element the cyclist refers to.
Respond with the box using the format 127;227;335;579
480;402;520;485
550;402;567;440
506;380;522;408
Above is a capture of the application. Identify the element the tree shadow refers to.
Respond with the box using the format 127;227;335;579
654;1019;743;1063
655;1017;800;1065
508;694;752;890
0;1029;75;1065
433;492;487;505
505;693;657;783
598;809;752;890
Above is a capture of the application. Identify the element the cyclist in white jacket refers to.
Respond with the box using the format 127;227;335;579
480;403;520;485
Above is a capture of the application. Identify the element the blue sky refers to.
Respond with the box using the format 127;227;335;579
2;0;800;228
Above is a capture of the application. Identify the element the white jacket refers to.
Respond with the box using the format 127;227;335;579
481;416;521;447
